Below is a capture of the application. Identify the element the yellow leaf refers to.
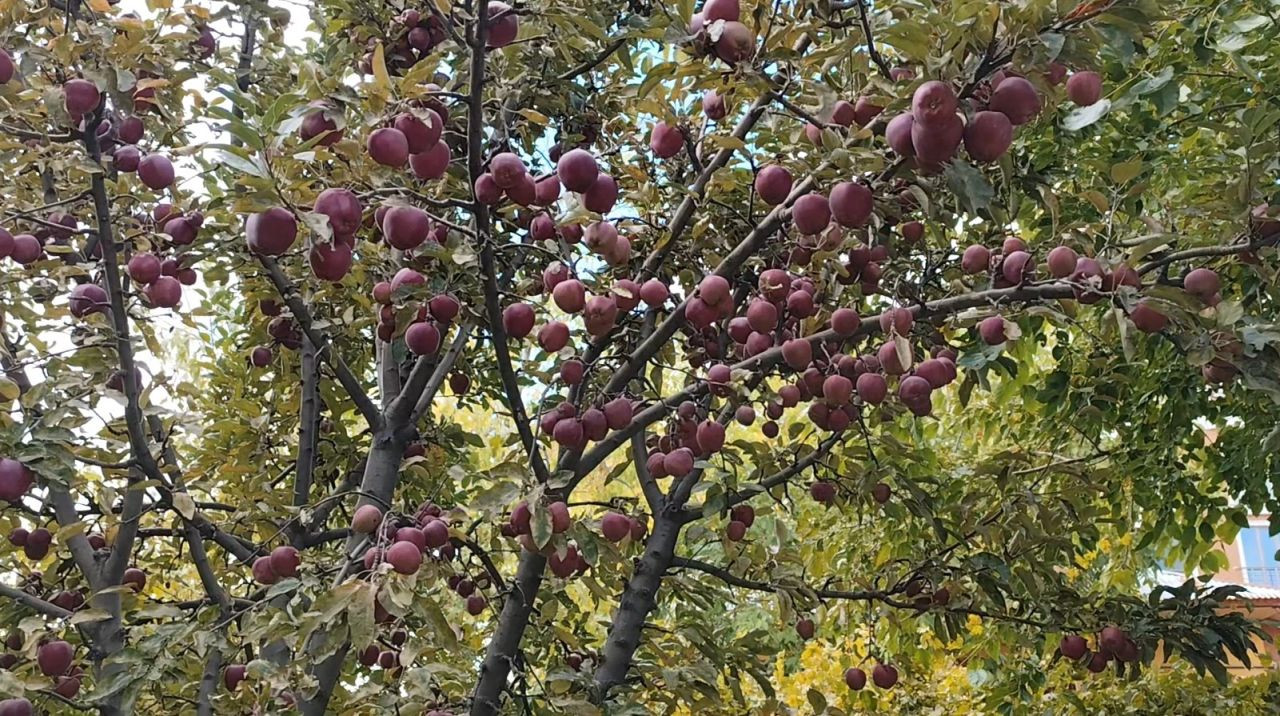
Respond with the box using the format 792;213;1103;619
0;377;18;402
518;108;550;126
89;0;113;11
371;43;391;97
1083;190;1109;213
1110;159;1143;184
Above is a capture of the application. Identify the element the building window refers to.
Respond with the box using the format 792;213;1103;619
1238;526;1280;587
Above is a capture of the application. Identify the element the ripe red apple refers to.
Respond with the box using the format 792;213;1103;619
664;447;695;477
0;49;14;84
831;99;856;127
1183;267;1219;298
781;338;813;370
831;308;861;336
702;90;727;119
885;113;915;157
1066;71;1103;106
844;667;866;690
855;372;887;404
387;541;423;574
422;519;449;548
309;241;352;282
490;152;528;189
911;112;963;166
703;0;740;21
406;322;442;355
714;21;754;64
382;206;431;250
246;207;298;256
650;121;684;159
537;321;570;352
989;76;1041;125
979;316;1007;345
37;640;73;677
853;96;883;126
145;276;182;308
267;545;300;578
1098;625;1126;656
871;663;898;688
810;481;836;503
1046;246;1077;278
122;566;147;592
393;111;443;154
755;165;793;205
583;174;618;213
1001;250;1034;284
300;104;342;145
138;154;174;190
224;664;247;691
407;141;450;180
829;181;872;227
556;148;599;192
726;519;747;541
367;127;409;167
1129;301;1167;333
601;512;631;542
313;188;362;240
486;2;519;47
68;283;109;318
548;501;571;533
113;144;141;172
795;618;815;640
963;110;1013;163
64;79;100;115
11;234;44;264
696;420;726;453
911;80;957;126
1060;635;1088;660
119;117;145;144
792;193;831;234
126;253;162;284
252;555;278;584
0;458;33;502
351;504;383;535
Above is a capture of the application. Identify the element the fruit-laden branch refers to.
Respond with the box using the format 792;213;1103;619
0;582;74;619
578;281;1082;479
258;257;383;430
637;36;814;281
686;431;846;516
598;162;830;402
409;323;473;423
670;557;1058;629
47;487;102;586
183;518;232;716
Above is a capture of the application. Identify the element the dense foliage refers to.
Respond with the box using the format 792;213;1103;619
0;0;1277;713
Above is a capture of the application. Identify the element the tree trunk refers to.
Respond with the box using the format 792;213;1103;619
591;514;682;699
470;550;548;715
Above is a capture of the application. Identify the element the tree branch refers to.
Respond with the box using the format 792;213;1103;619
258;256;383;429
855;0;893;79
631;432;663;515
0;583;74;619
291;337;321;535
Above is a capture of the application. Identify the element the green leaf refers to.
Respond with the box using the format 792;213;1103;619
1062;100;1112;131
944;160;994;215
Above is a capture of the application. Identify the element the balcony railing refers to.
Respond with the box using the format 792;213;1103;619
1241;566;1280;588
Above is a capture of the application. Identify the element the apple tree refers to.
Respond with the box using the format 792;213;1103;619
1;0;1278;713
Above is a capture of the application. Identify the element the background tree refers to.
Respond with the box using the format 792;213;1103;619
1;0;1278;714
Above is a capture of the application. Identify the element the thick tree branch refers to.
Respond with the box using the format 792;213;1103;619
0;583;74;619
631;433;663;515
